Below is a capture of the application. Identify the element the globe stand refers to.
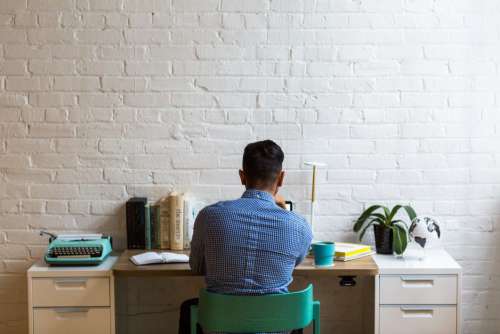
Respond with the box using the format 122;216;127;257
417;247;426;261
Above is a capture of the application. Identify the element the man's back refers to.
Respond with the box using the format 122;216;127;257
189;189;313;295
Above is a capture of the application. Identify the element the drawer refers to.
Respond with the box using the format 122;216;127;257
33;307;111;334
380;275;457;305
380;305;456;334
32;277;110;307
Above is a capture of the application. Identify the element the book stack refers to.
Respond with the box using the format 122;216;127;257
126;193;205;251
334;243;374;262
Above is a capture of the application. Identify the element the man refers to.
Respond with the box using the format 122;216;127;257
179;140;313;334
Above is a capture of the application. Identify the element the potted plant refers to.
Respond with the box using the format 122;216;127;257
353;205;417;255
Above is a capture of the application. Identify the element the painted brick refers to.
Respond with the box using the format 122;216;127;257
221;0;269;12
53;77;100;91
102;77;148;92
28;29;74;44
0;61;28;75
46;200;68;214
79;185;126;200
77;61;123;75
126;62;171;75
29;60;75;75
31;185;79;199
0;30;27;43
123;0;170;12
29;124;75;138
150;46;195;60
0;1;498;332
4;45;51;59
76;30;123;44
124;29;170;44
7;139;53;153
69;200;90;214
104;169;152;184
6;77;50;91
173;0;218;12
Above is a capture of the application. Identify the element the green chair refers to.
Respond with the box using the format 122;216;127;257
190;284;320;334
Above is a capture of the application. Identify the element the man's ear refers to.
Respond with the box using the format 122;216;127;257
239;169;246;186
276;170;285;187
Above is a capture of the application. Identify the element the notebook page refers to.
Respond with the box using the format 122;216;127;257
130;252;163;265
160;252;189;263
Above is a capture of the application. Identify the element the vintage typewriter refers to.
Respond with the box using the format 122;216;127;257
41;231;112;266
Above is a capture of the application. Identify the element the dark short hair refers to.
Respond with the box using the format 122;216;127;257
242;140;284;187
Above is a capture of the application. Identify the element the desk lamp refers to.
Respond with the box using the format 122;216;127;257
304;161;326;238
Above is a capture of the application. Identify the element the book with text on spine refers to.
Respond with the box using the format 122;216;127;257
183;197;205;250
169;192;184;251
159;197;170;249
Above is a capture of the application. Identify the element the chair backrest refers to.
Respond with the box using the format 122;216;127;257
198;284;314;333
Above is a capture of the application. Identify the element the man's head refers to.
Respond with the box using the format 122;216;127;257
239;140;285;194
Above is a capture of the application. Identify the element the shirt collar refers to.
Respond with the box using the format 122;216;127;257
241;189;275;203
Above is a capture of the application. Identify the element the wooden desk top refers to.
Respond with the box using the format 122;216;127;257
113;250;378;277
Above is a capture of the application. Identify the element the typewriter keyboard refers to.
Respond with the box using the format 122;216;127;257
49;247;102;258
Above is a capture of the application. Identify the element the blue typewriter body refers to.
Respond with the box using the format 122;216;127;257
45;236;112;266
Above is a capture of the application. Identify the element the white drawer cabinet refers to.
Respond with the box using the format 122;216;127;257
379;305;457;334
374;249;462;334
28;256;118;334
33;308;111;334
32;277;111;307
379;275;457;305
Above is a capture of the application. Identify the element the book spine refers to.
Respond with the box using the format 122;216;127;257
182;198;204;250
150;204;156;249
183;199;190;250
159;197;170;249
126;197;147;249
145;204;151;250
152;204;161;249
169;192;184;251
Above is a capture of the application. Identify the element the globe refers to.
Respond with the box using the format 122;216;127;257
409;216;441;249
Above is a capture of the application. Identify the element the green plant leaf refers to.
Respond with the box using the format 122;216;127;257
403;205;417;223
358;221;373;241
388;205;402;221
357;218;384;241
392;219;408;230
353;205;382;232
371;213;387;221
391;224;408;255
371;212;391;227
383;206;391;218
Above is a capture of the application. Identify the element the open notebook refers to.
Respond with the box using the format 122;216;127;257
130;251;189;266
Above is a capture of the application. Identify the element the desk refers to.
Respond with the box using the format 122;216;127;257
27;249;461;334
113;249;379;277
113;250;378;334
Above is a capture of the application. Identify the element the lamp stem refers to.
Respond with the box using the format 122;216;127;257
310;165;317;234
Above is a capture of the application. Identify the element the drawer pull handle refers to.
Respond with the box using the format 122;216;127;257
400;307;434;318
54;278;88;288
400;275;435;282
55;307;89;314
400;276;434;287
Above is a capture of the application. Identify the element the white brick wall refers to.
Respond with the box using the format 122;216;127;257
1;0;500;333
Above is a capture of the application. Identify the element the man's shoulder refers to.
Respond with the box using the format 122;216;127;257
279;209;307;224
280;210;311;232
197;199;241;217
199;199;311;232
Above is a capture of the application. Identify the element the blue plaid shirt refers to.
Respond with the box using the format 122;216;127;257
189;189;313;295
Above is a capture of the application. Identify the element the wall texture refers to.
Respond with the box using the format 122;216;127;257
1;0;500;333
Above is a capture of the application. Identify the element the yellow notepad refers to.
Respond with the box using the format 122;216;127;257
335;242;371;257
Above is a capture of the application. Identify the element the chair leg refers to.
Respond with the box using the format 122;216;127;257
190;305;198;334
313;301;320;334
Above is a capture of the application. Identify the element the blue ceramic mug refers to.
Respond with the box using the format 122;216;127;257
312;242;335;267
